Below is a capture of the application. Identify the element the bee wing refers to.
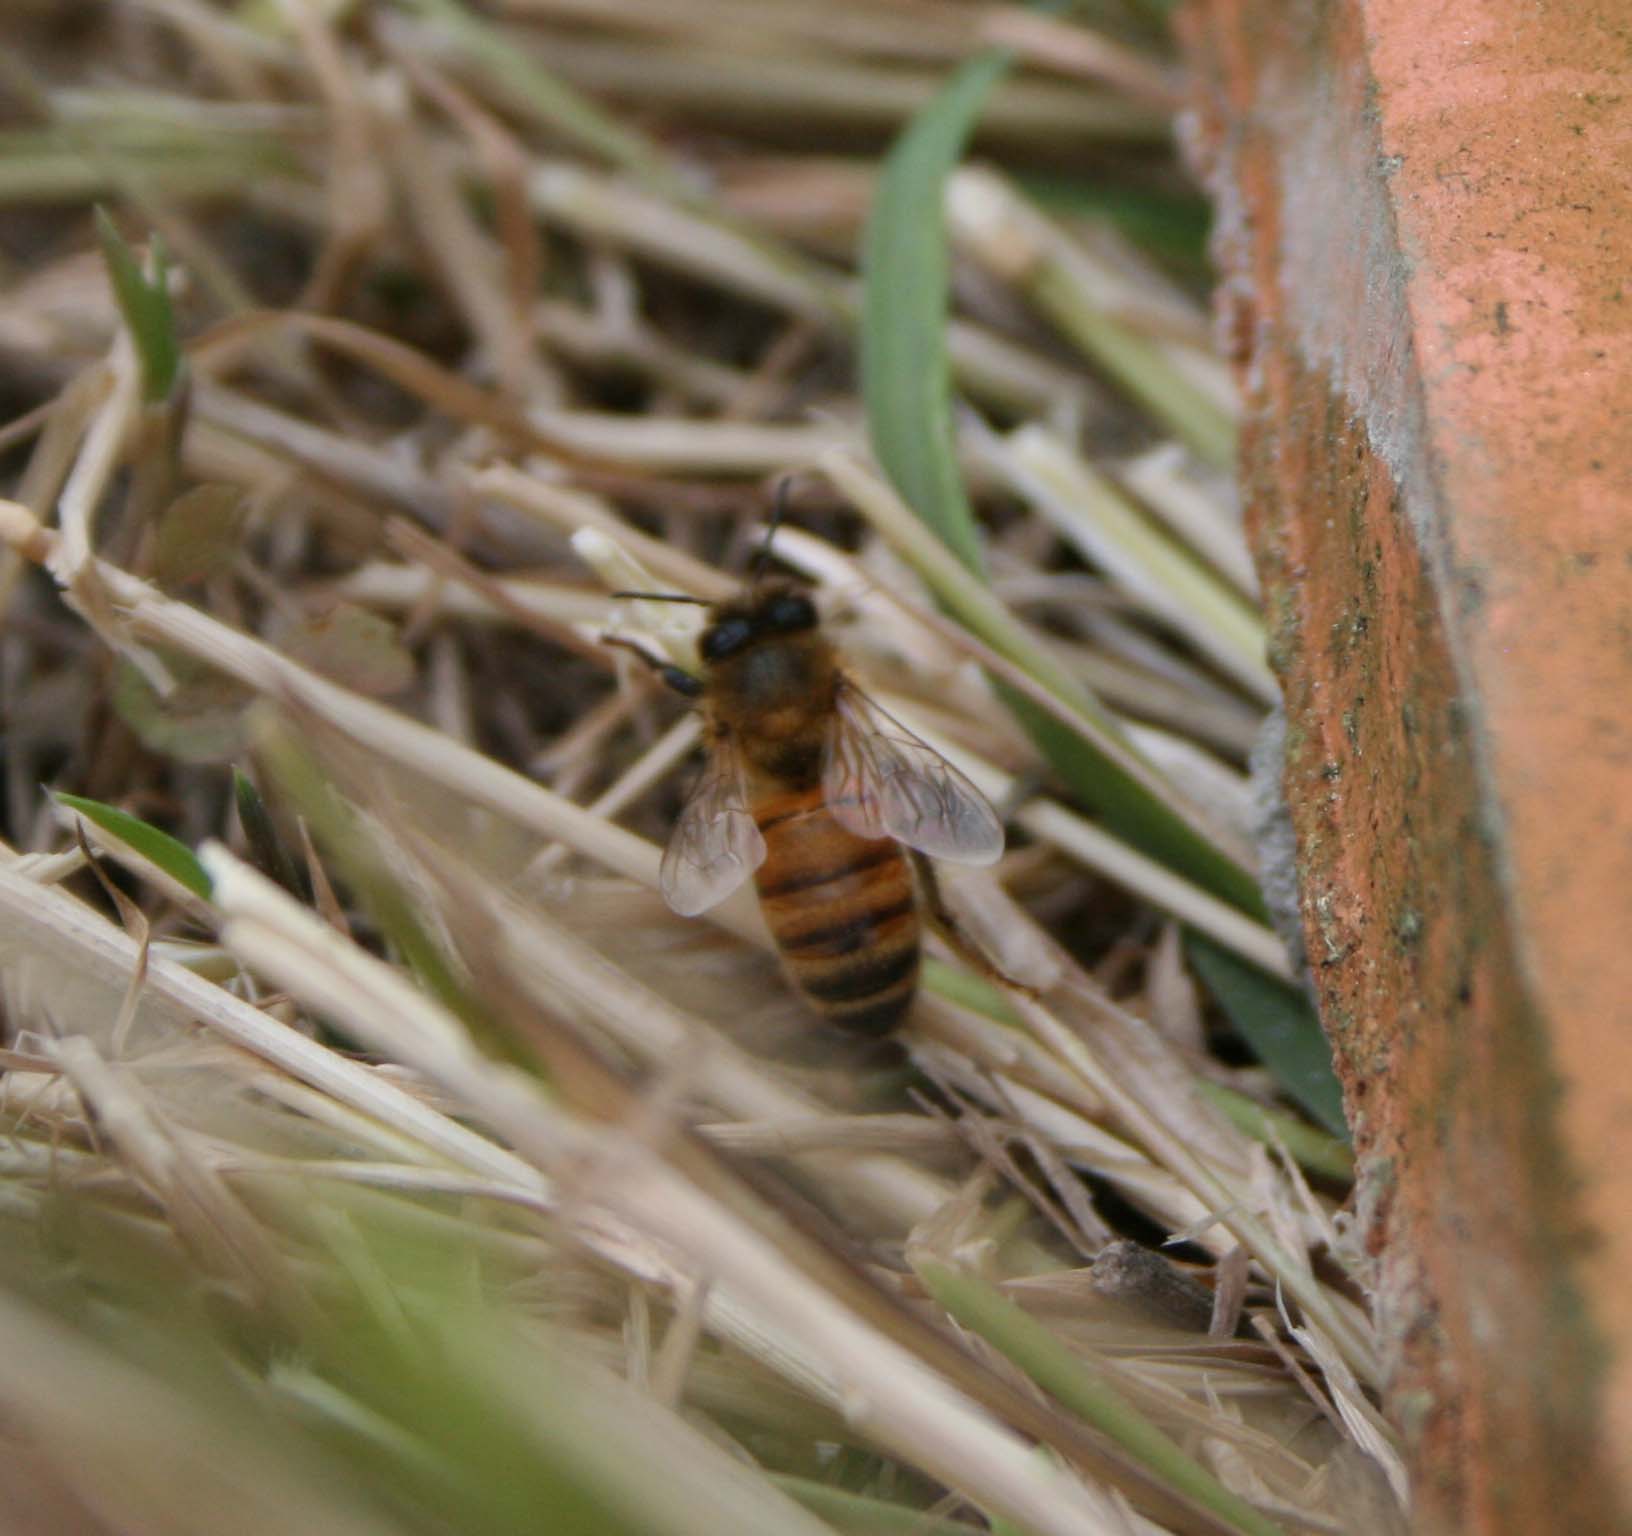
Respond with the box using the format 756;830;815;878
659;738;767;916
823;684;1005;866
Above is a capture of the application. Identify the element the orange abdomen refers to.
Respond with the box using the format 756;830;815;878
752;788;919;1035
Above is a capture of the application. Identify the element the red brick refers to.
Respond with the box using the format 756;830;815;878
1183;2;1632;1530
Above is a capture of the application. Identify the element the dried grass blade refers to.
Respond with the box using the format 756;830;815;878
198;848;1205;1536
914;1260;1289;1536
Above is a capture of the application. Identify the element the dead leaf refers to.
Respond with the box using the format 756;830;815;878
270;602;415;697
153;483;248;587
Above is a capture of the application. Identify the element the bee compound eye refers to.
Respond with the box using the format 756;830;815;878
700;616;753;661
766;593;817;632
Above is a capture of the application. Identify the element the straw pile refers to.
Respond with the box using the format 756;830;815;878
0;4;1404;1533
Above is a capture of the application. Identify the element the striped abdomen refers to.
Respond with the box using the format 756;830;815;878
752;788;919;1035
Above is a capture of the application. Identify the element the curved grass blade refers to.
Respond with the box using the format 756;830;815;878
53;791;211;898
1186;933;1348;1140
856;63;1265;920
861;51;1010;577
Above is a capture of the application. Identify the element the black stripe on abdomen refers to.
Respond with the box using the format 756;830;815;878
755;842;897;900
755;806;919;1033
799;945;919;1004
777;894;915;956
819;988;917;1036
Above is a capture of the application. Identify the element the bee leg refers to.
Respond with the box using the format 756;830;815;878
907;850;1041;1001
601;634;705;699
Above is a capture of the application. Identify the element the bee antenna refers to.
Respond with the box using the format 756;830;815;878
752;476;794;585
609;590;710;605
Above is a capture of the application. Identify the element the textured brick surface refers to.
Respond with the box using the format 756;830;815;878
1183;2;1632;1530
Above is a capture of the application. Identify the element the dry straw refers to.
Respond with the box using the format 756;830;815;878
0;5;1401;1534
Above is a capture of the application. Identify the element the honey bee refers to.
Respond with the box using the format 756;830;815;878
606;570;1005;1034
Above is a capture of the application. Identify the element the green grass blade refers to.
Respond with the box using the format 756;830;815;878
94;206;183;403
397;0;849;321
773;1476;971;1535
998;426;1271;700
1018;174;1210;272
232;766;307;900
397;0;684;195
0;128;293;204
1186;933;1348;1139
1194;1081;1354;1181
855;65;1266;918
53;791;211;898
861;51;1009;576
999;688;1264;913
824;453;1266;917
913;1260;1288;1536
1028;264;1234;468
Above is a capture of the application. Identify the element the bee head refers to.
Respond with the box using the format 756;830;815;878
699;583;818;663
